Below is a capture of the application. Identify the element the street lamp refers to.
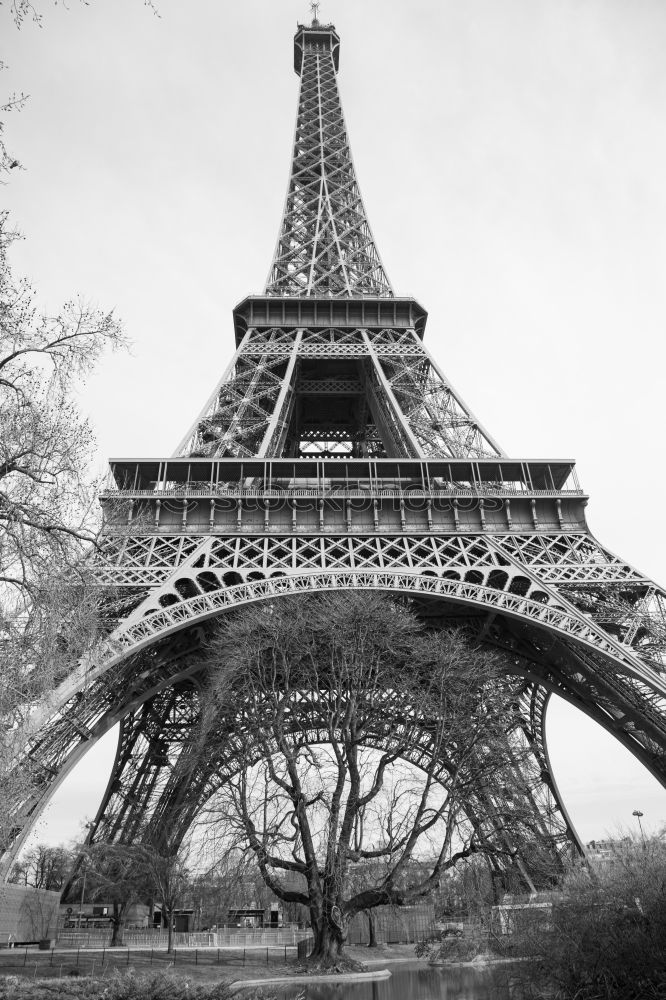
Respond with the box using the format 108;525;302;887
632;809;646;847
78;821;92;930
78;864;87;930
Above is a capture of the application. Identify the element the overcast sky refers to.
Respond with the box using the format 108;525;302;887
4;0;666;848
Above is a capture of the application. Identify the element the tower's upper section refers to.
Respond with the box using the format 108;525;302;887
170;16;504;462
265;21;393;299
293;22;340;74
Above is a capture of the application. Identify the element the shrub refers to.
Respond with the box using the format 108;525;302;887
415;926;489;964
506;840;666;1000
0;970;276;1000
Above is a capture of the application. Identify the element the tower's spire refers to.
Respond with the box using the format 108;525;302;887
265;20;392;298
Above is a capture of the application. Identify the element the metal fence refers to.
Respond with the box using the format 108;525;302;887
0;943;300;982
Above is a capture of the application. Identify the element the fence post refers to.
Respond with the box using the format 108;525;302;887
284;945;287;962
91;960;95;979
23;947;27;966
266;947;269;965
127;947;130;966
174;948;177;965
243;948;245;967
195;948;198;965
51;947;54;966
77;947;80;967
151;948;153;965
217;947;220;964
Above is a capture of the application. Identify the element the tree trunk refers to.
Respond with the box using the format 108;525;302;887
310;921;346;964
110;902;124;947
367;909;378;948
307;903;347;966
489;867;504;906
166;908;174;953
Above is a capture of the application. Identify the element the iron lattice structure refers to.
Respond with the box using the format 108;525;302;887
5;18;666;891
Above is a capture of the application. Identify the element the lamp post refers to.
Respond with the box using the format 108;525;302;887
78;864;87;929
632;809;646;847
78;821;92;930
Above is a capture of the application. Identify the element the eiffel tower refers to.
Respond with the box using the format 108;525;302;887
5;13;666;888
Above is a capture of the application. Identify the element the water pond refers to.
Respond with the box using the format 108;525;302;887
274;961;514;999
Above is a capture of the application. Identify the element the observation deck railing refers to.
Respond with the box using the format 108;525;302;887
100;486;586;500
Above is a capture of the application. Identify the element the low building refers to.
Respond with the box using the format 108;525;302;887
58;901;150;930
0;884;61;945
585;837;633;868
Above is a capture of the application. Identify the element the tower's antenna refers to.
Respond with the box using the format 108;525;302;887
310;1;320;26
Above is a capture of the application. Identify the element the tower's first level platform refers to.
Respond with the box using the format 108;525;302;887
101;457;587;538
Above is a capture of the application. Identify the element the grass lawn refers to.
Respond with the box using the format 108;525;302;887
0;942;415;996
0;946;295;987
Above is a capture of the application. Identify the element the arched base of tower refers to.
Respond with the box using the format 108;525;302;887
10;567;666;883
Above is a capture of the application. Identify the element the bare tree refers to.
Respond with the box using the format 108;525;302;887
143;845;190;953
2;0;159;26
0;212;126;847
19;888;59;942
434;852;496;923
0;214;124;599
1;2;160;177
188;849;264;930
81;840;190;951
9;842;72;890
79;842;152;947
199;591;531;968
